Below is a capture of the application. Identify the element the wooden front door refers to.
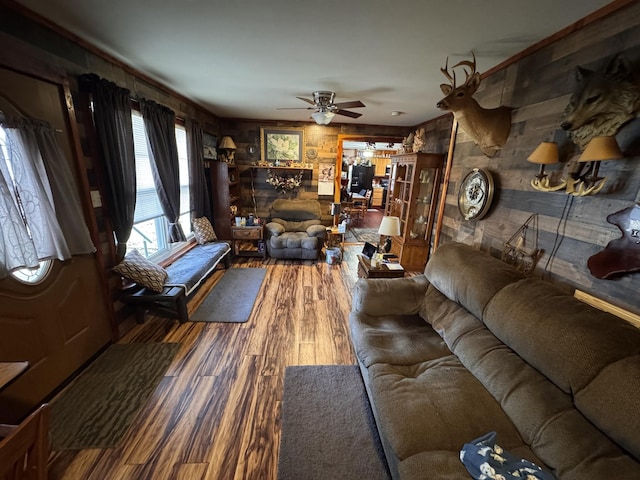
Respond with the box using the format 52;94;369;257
0;68;113;422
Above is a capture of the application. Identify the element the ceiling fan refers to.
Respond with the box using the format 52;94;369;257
278;91;365;124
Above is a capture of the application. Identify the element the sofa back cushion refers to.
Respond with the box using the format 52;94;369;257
484;278;640;461
270;199;321;221
424;242;524;319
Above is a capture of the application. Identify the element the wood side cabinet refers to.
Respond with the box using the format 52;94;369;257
209;162;240;240
384;152;444;272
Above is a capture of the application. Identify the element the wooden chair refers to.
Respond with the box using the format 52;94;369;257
0;404;50;480
352;190;372;224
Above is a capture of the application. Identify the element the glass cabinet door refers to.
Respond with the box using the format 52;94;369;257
409;167;436;241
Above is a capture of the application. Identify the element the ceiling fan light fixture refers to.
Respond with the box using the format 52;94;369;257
311;111;335;125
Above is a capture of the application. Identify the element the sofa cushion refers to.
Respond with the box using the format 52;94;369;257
350;313;450;368
269;231;318;250
484;277;640;462
367;357;528;470
425;242;523;320
270;198;321;221
353;276;429;318
271;218;322;233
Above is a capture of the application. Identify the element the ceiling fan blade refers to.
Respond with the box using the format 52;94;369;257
334;100;365;109
277;107;314;110
335;109;362;118
296;96;316;105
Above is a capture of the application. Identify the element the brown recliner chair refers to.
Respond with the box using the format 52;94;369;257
264;199;326;259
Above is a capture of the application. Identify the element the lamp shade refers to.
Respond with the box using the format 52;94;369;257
527;141;559;165
578;136;623;162
311;111;335;125
378;216;401;236
218;136;237;150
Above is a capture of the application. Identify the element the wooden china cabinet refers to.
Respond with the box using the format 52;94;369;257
384;152;444;271
209;161;239;240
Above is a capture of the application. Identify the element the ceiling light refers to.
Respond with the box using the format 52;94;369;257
391;111;404;116
311;111;335;125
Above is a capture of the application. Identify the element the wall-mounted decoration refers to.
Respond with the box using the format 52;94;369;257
203;132;217;160
436;53;511;157
318;162;334;195
260;127;304;164
501;214;543;274
561;53;640;150
457;168;494;221
587;203;640;279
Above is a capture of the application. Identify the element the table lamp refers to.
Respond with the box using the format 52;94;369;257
378;216;400;253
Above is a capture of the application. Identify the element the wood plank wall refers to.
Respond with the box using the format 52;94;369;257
415;2;640;315
218;119;409;222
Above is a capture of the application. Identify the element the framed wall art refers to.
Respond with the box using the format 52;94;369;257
203;132;217;160
260;127;304;164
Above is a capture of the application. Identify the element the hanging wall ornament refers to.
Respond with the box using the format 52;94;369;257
501;213;543;274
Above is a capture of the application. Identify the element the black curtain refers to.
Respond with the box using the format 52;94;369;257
186;118;211;220
141;100;186;242
79;74;136;260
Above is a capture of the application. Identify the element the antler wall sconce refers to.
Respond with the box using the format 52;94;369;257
527;136;623;196
567;136;623;196
527;141;565;191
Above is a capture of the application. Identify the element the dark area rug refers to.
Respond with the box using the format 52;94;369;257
191;267;266;323
50;342;180;450
278;365;390;480
345;227;380;244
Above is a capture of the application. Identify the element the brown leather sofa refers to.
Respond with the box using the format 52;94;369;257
350;242;640;479
264;199;326;260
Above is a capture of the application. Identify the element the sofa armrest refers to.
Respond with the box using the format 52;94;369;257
265;222;285;237
306;224;327;238
352;275;429;317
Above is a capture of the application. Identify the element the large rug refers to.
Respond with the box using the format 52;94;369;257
191;267;266;323
277;365;390;480
50;342;180;450
345;227;380;244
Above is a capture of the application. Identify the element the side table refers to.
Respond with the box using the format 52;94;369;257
326;227;345;250
231;225;266;259
357;254;405;279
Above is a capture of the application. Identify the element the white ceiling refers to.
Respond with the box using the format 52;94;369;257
14;0;613;126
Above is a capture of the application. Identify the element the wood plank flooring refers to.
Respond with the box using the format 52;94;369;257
47;244;368;480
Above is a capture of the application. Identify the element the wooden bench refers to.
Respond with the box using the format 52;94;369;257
121;241;231;323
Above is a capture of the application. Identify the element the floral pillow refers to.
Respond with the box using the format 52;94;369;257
112;249;168;293
192;216;217;244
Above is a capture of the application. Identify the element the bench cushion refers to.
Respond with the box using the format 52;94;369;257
165;241;230;296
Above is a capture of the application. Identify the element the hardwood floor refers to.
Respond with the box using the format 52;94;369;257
48;245;367;479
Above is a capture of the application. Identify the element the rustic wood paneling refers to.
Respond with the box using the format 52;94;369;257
418;2;640;315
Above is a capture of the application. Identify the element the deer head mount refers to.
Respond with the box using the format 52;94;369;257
437;53;512;157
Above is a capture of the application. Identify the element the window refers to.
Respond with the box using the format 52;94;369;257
128;111;191;259
0;124;53;283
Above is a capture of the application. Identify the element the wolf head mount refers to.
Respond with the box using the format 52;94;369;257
437;53;512;157
561;54;640;150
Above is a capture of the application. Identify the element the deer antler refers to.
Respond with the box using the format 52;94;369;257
451;52;477;87
440;57;457;88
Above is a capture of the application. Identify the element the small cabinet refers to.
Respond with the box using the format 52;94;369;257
209;162;240;240
384;152;444;271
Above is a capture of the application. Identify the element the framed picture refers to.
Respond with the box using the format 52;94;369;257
203;132;217;160
260;127;304;163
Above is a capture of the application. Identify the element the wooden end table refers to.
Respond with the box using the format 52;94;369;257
231;225;266;259
357;254;405;279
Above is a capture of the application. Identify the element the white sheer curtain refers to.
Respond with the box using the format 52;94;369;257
0;110;95;279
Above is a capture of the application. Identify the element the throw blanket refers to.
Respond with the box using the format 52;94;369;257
460;432;556;480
